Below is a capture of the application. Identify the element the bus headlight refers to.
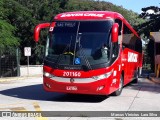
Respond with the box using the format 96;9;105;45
92;71;113;80
43;72;55;78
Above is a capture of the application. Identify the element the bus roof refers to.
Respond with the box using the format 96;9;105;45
54;11;139;38
54;11;123;21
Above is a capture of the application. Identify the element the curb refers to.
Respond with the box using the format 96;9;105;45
0;75;42;82
149;77;160;84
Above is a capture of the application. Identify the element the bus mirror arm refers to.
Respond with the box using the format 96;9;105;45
34;23;50;42
111;23;119;43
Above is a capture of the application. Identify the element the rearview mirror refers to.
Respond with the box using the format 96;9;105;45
34;23;50;42
111;23;119;43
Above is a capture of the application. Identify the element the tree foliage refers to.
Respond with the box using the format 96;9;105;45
0;0;145;64
139;6;160;71
0;20;19;51
139;6;160;36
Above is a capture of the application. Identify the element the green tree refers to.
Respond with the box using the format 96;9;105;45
0;20;19;52
139;6;160;35
138;6;160;71
1;0;146;65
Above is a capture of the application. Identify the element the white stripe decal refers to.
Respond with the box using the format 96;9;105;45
113;71;117;76
50;77;98;83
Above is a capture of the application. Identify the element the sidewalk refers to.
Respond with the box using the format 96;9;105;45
142;69;160;84
149;77;160;84
0;74;42;82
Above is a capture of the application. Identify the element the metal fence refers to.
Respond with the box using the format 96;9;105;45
0;48;20;77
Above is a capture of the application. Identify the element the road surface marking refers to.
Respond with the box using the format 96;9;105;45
0;102;48;120
33;102;48;120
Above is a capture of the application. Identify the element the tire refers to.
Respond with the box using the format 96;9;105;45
132;69;139;84
112;75;123;96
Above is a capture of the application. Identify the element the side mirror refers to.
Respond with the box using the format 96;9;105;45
111;23;119;43
34;23;50;42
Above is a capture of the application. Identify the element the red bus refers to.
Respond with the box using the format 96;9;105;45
34;11;142;96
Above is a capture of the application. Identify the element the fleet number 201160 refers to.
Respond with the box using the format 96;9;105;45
63;72;81;77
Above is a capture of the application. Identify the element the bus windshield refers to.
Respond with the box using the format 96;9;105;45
45;20;113;69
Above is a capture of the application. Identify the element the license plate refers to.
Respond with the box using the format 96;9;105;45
66;86;77;91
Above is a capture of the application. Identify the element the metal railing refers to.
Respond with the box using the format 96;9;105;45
0;48;20;77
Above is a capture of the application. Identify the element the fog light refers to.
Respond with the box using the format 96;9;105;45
97;86;105;91
45;83;51;88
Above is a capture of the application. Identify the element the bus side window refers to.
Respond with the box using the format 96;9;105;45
123;24;132;50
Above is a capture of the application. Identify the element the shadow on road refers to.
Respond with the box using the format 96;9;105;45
124;78;160;94
0;84;107;103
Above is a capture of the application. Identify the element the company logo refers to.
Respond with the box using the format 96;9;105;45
128;52;138;62
60;13;105;18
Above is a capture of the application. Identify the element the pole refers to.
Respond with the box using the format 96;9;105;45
16;48;20;76
27;56;29;76
24;47;31;77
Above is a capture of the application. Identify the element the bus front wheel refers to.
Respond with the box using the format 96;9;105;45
112;75;123;96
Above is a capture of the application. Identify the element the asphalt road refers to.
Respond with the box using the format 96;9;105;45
0;77;160;120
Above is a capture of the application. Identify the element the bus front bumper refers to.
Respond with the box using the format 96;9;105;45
43;76;116;95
